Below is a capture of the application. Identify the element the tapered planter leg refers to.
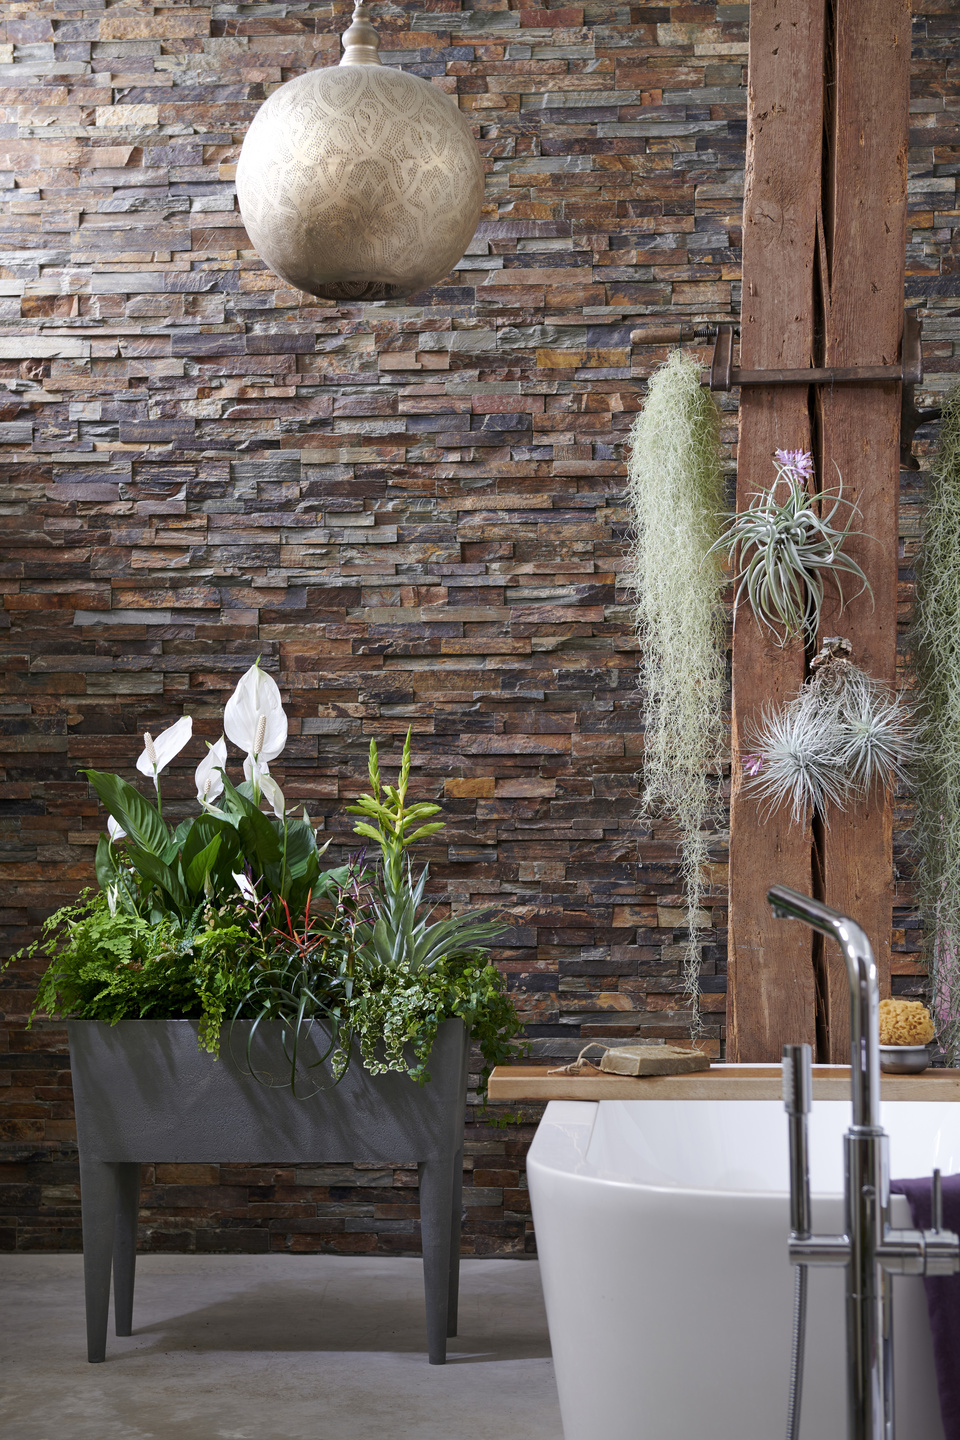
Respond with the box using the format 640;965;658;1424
112;1163;140;1337
447;1144;463;1338
419;1155;456;1363
80;1158;119;1363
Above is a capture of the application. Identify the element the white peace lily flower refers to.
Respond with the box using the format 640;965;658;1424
243;752;285;819
107;815;126;843
260;773;286;821
195;736;228;807
106;883;120;917
232;871;257;904
135;715;193;791
224;662;287;765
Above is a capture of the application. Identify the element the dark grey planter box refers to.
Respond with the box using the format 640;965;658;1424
68;1017;469;1365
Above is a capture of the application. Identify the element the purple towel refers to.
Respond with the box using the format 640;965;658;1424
890;1173;960;1440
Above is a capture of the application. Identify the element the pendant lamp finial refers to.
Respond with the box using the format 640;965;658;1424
340;1;381;66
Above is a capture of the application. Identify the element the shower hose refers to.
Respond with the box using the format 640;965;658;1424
786;1263;808;1440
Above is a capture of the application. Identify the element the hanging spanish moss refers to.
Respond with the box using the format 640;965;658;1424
913;383;960;1063
626;352;726;1032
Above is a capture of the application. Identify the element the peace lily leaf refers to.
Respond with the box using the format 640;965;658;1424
83;770;169;857
283;818;318;878
180;814;230;870
184;834;222;894
237;809;283;869
95;833;119;893
169;818;193;850
126;842;190;914
311;865;356;898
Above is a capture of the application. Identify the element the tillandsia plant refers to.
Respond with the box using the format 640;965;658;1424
626;350;727;1031
709;449;873;647
9;676;520;1095
912;382;960;1062
744;637;918;825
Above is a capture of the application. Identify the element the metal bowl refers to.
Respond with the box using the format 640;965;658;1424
879;1044;930;1075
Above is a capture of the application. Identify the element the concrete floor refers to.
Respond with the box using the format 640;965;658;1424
0;1254;563;1440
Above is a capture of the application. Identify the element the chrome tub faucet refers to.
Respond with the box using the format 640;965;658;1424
769;885;960;1440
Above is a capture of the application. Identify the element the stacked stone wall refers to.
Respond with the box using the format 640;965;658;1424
0;0;956;1255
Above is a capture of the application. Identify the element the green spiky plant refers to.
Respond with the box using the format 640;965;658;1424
913;382;960;1062
708;449;872;647
348;730;505;972
626;352;727;1031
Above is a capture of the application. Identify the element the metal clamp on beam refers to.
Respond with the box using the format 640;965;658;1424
701;309;923;392
629;320;737;347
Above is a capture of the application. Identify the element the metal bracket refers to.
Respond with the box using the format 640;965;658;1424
701;309;923;391
629;311;940;469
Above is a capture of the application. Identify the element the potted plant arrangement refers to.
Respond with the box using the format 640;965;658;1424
11;663;519;1365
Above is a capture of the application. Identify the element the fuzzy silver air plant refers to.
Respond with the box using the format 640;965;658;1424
709;450;873;647
744;638;918;824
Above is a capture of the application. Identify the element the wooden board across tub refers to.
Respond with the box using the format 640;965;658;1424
488;1066;960;1104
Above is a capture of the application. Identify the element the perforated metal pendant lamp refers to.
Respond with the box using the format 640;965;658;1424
236;2;485;302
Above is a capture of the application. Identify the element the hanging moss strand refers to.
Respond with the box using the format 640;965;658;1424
913;383;960;1062
626;353;727;1033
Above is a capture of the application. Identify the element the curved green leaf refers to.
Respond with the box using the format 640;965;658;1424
184;834;222;893
83;769;168;856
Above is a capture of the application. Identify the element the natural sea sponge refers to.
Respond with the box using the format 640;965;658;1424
878;997;935;1046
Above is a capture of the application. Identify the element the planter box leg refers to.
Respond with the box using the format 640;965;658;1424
419;1155;458;1363
447;1143;463;1338
80;1158;119;1362
113;1163;140;1337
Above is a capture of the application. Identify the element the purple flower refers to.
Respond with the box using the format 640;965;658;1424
743;753;764;777
774;448;815;479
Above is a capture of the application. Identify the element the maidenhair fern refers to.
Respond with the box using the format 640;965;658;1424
913;383;960;1062
626;352;726;1031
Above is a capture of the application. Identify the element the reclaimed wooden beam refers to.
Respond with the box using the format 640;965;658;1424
487;1066;960;1104
727;0;824;1061
818;0;910;1060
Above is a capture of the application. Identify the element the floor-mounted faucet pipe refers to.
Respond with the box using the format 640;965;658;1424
768;886;879;1128
782;1044;812;1440
768;885;960;1440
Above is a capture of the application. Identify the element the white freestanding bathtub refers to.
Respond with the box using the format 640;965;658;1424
528;1091;958;1440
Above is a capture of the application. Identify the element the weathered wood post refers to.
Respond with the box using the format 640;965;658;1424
728;0;910;1061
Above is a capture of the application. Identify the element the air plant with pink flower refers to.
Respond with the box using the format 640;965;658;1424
708;449;873;647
